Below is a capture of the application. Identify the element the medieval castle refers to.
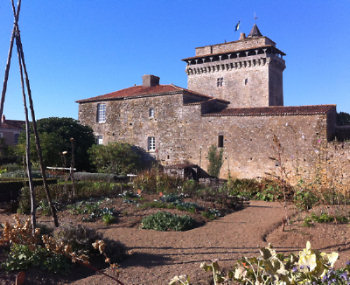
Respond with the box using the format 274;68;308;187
77;24;350;184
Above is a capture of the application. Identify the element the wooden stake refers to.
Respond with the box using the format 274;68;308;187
11;0;36;232
11;0;59;227
0;0;22;122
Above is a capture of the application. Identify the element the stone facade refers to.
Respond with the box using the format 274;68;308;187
77;24;350;185
183;25;285;107
0;115;23;146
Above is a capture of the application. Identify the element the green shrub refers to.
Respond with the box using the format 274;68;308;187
255;185;282;202
182;179;199;194
201;208;222;220
294;189;319;211
141;211;196;231
140;201;176;210
1;243;71;273
67;200;115;222
88;142;142;174
102;213;116;225
207;145;223;177
304;212;349;225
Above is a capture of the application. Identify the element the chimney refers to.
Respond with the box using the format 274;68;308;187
142;75;160;87
239;33;246;40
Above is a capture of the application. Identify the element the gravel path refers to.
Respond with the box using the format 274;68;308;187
70;201;287;285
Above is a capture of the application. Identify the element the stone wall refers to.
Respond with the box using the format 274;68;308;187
195;37;275;56
186;54;284;107
79;95;350;187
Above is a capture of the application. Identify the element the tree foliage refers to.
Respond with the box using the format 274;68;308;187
336;112;350;126
88;142;143;175
16;117;95;171
207;145;223;177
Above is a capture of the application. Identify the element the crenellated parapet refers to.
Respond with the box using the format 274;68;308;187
185;53;285;75
183;25;286;107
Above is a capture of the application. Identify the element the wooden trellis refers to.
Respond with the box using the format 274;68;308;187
0;0;59;230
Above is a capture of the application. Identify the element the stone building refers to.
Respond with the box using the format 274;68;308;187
77;24;350;184
0;115;24;146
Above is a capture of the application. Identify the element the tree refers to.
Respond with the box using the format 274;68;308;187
336;112;350;126
88;142;143;175
207;145;223;177
16;117;95;171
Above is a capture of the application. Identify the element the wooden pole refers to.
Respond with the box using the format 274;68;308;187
11;0;59;227
0;0;22;123
70;138;76;198
12;0;36;232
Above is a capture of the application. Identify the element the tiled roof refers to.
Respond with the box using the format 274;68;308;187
203;105;336;117
76;84;229;104
0;119;24;130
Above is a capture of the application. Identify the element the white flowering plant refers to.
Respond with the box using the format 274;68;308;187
169;241;350;284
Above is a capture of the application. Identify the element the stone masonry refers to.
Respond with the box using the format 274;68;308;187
77;24;350;186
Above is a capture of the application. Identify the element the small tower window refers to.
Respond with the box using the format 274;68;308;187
244;78;248;85
218;135;224;148
149;108;154;118
217;77;224;87
147;136;155;152
97;103;106;123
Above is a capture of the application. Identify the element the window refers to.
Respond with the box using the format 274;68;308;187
149;108;154;118
96;135;103;145
217;77;224;87
244;78;248;85
147;136;155;152
97;103;106;123
14;134;19;144
218;135;224;148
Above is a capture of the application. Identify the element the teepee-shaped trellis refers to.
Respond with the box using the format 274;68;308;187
0;0;59;230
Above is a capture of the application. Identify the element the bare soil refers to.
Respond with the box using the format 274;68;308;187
1;199;350;285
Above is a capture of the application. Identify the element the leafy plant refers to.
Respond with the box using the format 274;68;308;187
293;187;319;211
2;243;70;273
141;211;196;231
170;241;346;284
201;208;222;220
37;199;52;216
88;142;143;174
207;145;223;177
255;185;281;202
304;212;349;225
102;213;116;225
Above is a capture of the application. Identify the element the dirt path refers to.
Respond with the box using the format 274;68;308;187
70;201;288;285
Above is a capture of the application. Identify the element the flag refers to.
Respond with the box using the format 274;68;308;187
235;21;240;31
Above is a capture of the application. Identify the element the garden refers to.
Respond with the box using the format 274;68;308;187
0;118;350;284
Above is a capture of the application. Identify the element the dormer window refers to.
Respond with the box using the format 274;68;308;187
97;103;106;123
217;77;223;87
149;108;154;118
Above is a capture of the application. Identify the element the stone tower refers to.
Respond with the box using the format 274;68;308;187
182;24;286;107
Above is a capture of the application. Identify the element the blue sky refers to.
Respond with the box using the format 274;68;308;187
0;0;349;120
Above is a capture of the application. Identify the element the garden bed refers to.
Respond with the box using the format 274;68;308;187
1;200;350;284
